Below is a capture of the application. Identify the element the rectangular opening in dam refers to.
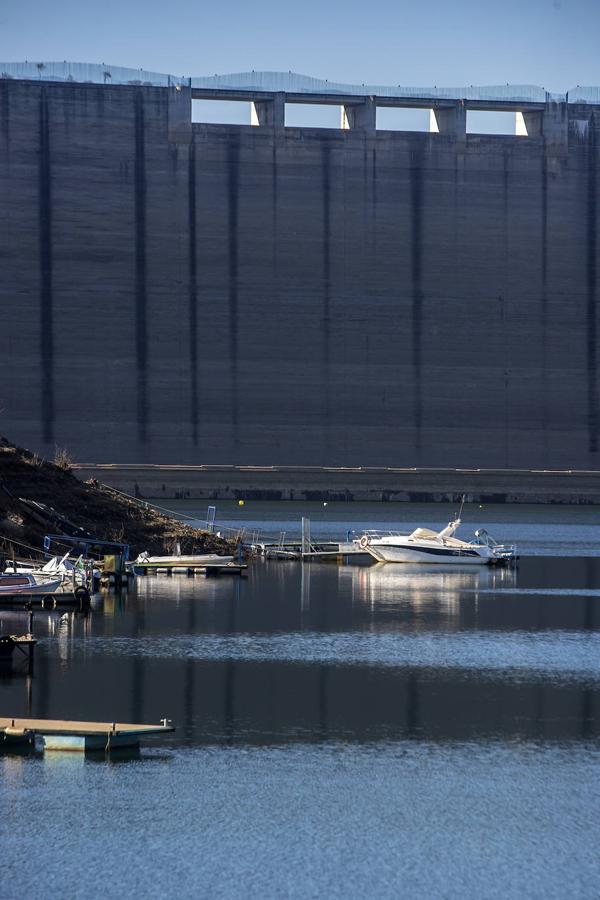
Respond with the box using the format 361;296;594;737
192;99;250;125
376;107;429;132
285;104;341;128
466;110;521;135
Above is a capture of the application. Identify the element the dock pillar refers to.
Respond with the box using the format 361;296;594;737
301;517;311;557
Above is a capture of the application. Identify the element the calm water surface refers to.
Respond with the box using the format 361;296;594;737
173;498;600;556
1;504;599;898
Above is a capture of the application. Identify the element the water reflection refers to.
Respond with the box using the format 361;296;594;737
342;562;516;624
356;561;516;598
0;559;598;747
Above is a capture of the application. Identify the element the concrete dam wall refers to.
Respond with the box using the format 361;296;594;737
1;78;599;468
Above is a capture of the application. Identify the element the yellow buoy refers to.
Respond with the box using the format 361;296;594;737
238;499;245;506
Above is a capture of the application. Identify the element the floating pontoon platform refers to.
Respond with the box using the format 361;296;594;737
0;634;36;672
135;563;247;577
252;540;366;560
0;590;91;608
0;716;175;752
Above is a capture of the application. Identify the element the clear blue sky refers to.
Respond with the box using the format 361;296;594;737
1;0;599;129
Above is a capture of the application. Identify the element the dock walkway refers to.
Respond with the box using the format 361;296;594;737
0;716;174;751
0;590;90;608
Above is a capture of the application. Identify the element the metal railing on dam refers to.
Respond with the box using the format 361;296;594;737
1;61;600;105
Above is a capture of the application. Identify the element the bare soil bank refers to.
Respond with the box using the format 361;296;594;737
0;439;234;560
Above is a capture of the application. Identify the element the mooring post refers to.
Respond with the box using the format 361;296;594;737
301;517;311;557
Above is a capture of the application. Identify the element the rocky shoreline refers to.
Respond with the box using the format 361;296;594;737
0;438;235;561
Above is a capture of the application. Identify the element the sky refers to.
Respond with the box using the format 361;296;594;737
1;0;599;129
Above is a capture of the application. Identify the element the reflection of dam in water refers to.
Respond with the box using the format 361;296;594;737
5;559;597;745
1;65;600;470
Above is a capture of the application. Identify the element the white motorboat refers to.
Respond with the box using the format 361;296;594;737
4;553;96;588
0;573;64;595
358;518;516;566
131;551;234;573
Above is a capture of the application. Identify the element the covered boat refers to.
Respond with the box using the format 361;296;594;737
131;551;234;574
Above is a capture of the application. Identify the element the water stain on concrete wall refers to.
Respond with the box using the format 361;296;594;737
586;119;598;453
188;140;198;445
227;133;240;440
39;87;54;443
409;143;424;452
134;90;148;443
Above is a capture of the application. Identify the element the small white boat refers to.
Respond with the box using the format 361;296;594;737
4;553;96;587
358;518;516;566
131;551;234;573
0;573;64;595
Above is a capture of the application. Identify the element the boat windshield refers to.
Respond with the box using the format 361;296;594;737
408;528;440;541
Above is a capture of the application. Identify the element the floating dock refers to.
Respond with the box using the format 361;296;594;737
253;540;365;560
250;518;368;560
134;563;247;577
0;634;36;671
0;590;90;608
0;716;175;752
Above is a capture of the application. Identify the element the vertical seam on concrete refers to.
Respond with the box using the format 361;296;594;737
502;151;510;467
409;144;424;453
322;141;332;453
134;90;148;444
587;119;598;452
188;139;198;445
0;81;9;149
39;86;54;444
227;133;240;442
541;155;549;461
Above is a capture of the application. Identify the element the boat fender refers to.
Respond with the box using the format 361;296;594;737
359;535;371;549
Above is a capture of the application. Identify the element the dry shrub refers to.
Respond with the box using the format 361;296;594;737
54;445;73;471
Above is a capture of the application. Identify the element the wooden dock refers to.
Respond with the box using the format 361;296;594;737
0;634;36;671
0;716;175;751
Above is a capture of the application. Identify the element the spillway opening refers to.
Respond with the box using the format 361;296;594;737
285;104;341;128
376;108;429;132
466;110;522;136
192;99;251;125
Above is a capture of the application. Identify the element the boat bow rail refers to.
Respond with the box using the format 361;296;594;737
358;530;411;546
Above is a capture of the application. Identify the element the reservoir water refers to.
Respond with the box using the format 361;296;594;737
1;503;599;898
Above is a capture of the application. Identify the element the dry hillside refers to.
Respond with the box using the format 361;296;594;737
0;438;234;561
